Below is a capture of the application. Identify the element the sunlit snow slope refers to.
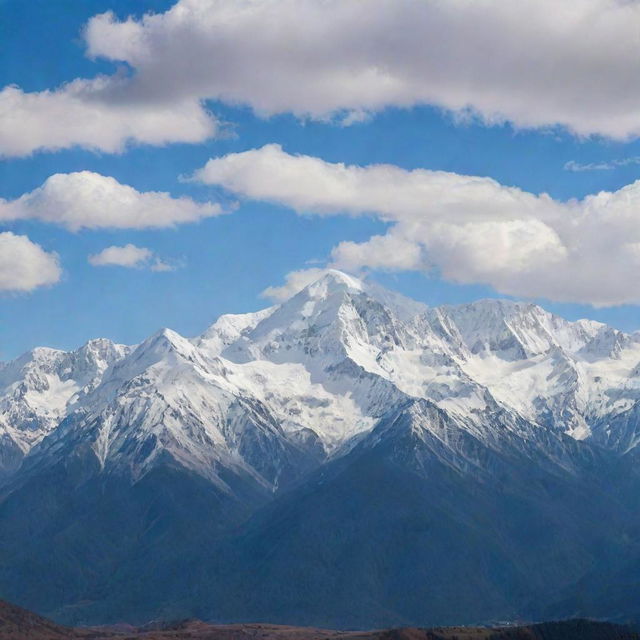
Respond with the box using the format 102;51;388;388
3;269;640;482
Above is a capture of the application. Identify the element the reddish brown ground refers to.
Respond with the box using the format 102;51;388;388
0;599;637;640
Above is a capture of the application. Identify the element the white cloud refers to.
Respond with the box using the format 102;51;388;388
0;171;223;231
83;0;640;140
88;244;178;272
89;244;179;271
89;244;151;268
332;234;424;272
195;144;640;307
261;267;329;301
0;79;217;157
4;0;640;156
194;144;560;223
0;232;61;292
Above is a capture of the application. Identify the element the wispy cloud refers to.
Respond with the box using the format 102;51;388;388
564;157;640;172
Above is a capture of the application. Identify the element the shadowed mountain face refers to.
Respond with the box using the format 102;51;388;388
0;600;638;640
193;401;638;629
2;271;640;626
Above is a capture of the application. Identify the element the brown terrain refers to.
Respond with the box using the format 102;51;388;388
0;599;638;640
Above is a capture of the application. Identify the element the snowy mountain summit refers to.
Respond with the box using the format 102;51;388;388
3;270;640;627
3;269;639;482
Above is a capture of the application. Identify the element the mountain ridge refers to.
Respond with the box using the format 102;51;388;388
2;270;640;626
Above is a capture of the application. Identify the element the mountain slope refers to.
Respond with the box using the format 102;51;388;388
193;399;630;628
0;599;83;639
0;339;129;478
1;271;640;626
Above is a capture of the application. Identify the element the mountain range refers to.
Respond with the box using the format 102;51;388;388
1;270;640;627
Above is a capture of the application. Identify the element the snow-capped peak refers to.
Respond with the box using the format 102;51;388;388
5;272;640;488
0;337;130;475
303;269;366;297
426;299;604;361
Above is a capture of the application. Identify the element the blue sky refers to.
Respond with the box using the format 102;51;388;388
2;0;640;359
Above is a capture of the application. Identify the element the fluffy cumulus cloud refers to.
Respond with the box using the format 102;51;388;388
195;144;640;307
0;171;223;230
0;80;217;157
88;244;177;271
75;0;640;138
3;0;640;155
0;232;61;292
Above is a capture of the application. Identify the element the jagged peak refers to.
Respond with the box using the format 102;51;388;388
299;269;366;299
289;270;426;318
425;297;618;360
198;307;276;356
435;297;548;320
78;337;120;352
12;345;65;366
434;298;610;339
71;338;129;365
266;269;424;327
0;346;67;387
239;271;369;340
96;328;202;384
132;327;196;360
0;339;127;383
